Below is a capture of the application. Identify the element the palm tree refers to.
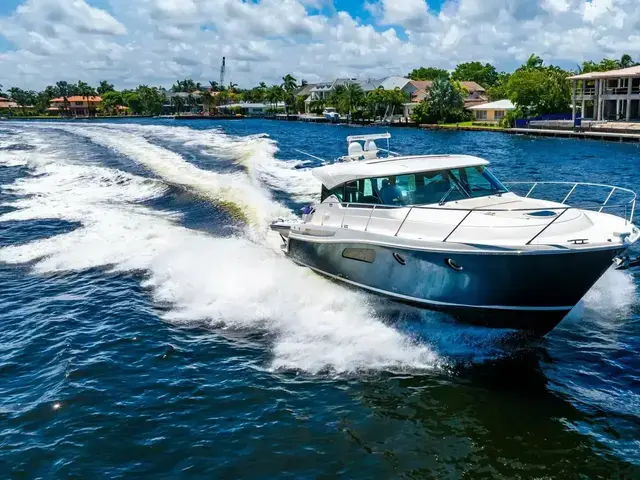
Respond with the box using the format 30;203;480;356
171;95;185;114
334;82;364;122
209;81;220;92
524;54;544;70
201;92;215;114
97;80;114;95
309;97;326;115
265;85;284;114
77;81;97;116
281;74;298;114
56;81;71;117
282;74;297;91
619;54;635;68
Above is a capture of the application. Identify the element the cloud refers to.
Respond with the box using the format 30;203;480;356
0;0;639;90
378;0;429;28
12;0;127;36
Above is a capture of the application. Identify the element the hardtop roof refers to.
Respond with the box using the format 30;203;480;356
312;154;490;189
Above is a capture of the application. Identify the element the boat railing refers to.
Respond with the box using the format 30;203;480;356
332;182;636;246
503;181;636;222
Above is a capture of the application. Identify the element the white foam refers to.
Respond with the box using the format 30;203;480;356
98;123;322;204
581;268;638;314
21;123;294;230
0;124;441;374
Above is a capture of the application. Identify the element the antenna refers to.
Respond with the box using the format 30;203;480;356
220;56;226;87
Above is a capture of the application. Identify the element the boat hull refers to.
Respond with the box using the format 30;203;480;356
286;236;626;335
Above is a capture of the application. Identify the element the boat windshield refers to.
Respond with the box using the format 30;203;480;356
320;166;508;206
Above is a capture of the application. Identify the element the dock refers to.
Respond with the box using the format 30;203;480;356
506;127;640;142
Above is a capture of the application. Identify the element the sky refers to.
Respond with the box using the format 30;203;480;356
0;0;638;91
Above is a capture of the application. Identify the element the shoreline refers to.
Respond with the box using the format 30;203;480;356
5;114;640;143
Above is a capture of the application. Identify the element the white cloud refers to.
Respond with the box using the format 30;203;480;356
1;0;640;90
379;0;429;27
11;0;127;36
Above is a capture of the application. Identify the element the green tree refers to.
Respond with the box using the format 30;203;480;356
410;78;468;124
451;62;498;87
171;95;185;114
579;54;638;74
122;90;143;114
172;79;198;93
523;54;544;70
281;74;298;114
8;87;36;114
505;66;571;115
265;85;284;112
137;85;165;115
55;81;71;116
365;87;409;119
201;91;215;114
97;80;114;95
619;54;635;68
408;67;450;81
486;72;511;100
330;83;365;121
100;91;124;115
309;97;326;114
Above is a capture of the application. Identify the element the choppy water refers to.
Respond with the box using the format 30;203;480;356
0;118;638;478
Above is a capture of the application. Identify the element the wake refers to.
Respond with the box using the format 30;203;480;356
0;123;440;374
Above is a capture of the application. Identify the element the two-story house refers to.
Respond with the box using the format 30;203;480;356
49;96;102;116
569;66;640;122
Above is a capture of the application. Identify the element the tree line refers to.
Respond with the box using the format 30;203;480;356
1;53;637;121
409;53;638;125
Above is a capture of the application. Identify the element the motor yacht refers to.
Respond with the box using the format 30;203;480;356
271;133;639;334
323;108;340;122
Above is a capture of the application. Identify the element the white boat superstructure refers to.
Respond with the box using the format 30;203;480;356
323;107;340;121
272;133;639;334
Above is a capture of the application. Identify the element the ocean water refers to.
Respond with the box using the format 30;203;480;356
0;118;638;478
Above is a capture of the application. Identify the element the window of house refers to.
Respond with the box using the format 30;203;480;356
75;101;83;105
494;110;505;120
476;110;487;120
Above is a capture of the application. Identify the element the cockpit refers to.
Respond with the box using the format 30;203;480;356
320;165;508;206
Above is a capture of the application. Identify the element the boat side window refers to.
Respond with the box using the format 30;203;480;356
321;184;344;202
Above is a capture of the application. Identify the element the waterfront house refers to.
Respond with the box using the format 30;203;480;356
304;76;412;113
0;97;19;111
568;66;640;121
467;99;515;123
50;96;102;116
402;81;488;118
218;102;285;116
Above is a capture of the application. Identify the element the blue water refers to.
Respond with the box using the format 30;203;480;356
1;119;639;478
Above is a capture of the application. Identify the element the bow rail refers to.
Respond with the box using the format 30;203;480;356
325;181;636;246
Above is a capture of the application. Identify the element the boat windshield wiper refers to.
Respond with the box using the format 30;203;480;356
439;184;457;205
439;172;470;205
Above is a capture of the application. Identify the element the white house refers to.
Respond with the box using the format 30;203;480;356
467;99;516;123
